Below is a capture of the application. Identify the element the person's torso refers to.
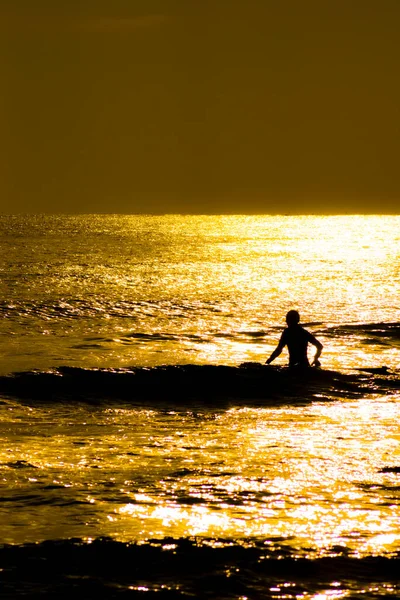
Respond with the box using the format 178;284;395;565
283;326;310;366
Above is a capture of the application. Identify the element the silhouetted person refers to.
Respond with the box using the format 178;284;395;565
266;310;323;368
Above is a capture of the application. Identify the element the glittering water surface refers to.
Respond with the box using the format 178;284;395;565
1;394;400;555
1;214;399;374
0;215;400;597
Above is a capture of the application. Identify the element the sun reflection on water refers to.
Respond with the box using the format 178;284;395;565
1;215;400;375
1;394;399;557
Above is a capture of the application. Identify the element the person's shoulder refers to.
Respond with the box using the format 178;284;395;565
303;327;317;340
280;327;289;339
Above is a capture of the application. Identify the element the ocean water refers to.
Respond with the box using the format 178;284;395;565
0;214;400;598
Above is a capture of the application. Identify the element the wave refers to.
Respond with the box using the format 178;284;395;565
0;298;231;322
0;537;399;599
325;322;400;342
0;364;399;404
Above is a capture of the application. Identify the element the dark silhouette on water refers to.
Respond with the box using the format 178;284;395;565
0;362;399;404
266;310;323;368
2;537;400;599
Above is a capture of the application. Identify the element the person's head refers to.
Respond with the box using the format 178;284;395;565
286;310;300;326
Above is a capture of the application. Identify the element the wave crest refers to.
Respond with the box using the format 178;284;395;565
0;364;398;404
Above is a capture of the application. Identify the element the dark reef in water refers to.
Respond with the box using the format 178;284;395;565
0;537;399;599
0;363;399;404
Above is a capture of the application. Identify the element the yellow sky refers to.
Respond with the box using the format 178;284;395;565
1;0;399;213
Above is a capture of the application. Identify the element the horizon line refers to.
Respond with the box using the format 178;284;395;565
1;212;400;217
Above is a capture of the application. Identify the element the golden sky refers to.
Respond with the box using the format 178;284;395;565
1;0;399;213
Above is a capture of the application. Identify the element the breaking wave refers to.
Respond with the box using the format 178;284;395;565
0;364;399;404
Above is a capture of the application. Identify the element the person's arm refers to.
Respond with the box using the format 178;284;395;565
308;332;323;366
265;333;286;365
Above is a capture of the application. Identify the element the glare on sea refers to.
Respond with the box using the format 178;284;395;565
1;392;399;556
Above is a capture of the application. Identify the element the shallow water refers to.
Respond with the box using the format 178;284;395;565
1;214;400;597
1;393;400;553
